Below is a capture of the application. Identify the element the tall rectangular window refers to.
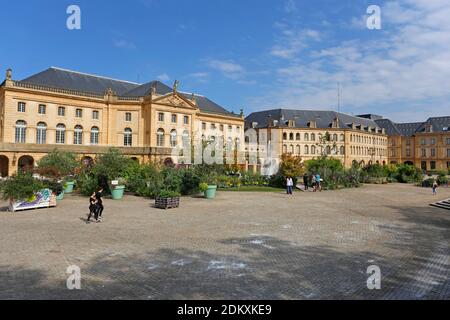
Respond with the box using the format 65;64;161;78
447;138;450;145
36;123;47;144
18;102;26;113
171;114;177;123
202;122;206;130
38;104;46;115
430;161;436;170
125;112;132;122
184;116;189;125
158;112;164;122
75;109;83;118
91;127;99;145
74;126;83;145
447;149;450;157
421;149;426;157
421;161;427;171
58;106;66;117
15;121;26;143
92;110;99;120
124;129;132;147
431;148;436;157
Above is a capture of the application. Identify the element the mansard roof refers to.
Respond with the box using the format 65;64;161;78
245;109;382;131
17;67;238;117
375;116;450;136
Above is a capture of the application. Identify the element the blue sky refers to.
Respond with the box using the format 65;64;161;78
1;0;449;122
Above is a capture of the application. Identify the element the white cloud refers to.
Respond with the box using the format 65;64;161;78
113;39;136;49
270;25;321;59
255;0;450;122
284;0;298;13
207;59;245;79
157;73;170;81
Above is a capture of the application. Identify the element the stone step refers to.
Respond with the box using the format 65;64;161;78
430;202;450;210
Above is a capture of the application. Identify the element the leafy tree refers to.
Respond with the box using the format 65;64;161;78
93;148;133;182
279;154;305;178
36;149;78;179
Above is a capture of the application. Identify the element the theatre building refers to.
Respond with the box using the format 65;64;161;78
0;67;244;177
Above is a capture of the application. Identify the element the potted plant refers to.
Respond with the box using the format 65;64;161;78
155;190;181;209
63;178;76;194
111;178;126;200
0;172;56;212
36;150;78;199
199;182;217;199
92;148;132;199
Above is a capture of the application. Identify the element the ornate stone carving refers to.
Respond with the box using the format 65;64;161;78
6;68;12;80
173;80;179;93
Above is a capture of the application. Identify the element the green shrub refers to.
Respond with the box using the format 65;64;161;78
180;169;201;195
124;162;159;196
76;173;99;196
36;149;78;179
199;182;209;193
93;148;133;182
396;164;422;183
0;172;44;201
437;173;448;185
157;190;181;198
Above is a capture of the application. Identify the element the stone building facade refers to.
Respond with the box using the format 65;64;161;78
245;109;388;171
0;67;244;176
374;116;450;172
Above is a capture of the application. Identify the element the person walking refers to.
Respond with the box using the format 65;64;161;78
95;187;105;222
432;181;438;196
303;173;309;191
315;173;322;192
87;192;98;223
286;177;294;195
311;174;317;192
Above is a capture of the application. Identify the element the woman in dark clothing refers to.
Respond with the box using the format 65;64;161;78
303;173;309;191
87;193;98;223
95;187;104;222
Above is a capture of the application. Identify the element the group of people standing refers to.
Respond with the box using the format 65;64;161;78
286;173;323;195
303;173;322;192
87;187;105;223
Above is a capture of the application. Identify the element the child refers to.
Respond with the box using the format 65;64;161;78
432;181;438;196
87;192;98;223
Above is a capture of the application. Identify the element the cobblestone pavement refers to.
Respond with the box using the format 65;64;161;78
0;184;448;300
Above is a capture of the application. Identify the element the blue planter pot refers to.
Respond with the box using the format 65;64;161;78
56;191;65;201
204;185;217;199
64;181;75;194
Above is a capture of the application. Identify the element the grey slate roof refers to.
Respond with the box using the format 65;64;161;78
18;67;238;117
21;67;139;96
416;116;450;133
376;116;450;136
180;93;237;116
123;81;172;97
374;119;402;136
245;109;382;130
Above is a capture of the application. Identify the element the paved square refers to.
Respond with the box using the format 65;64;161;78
0;184;449;300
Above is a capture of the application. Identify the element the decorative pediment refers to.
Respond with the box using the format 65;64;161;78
152;93;198;110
